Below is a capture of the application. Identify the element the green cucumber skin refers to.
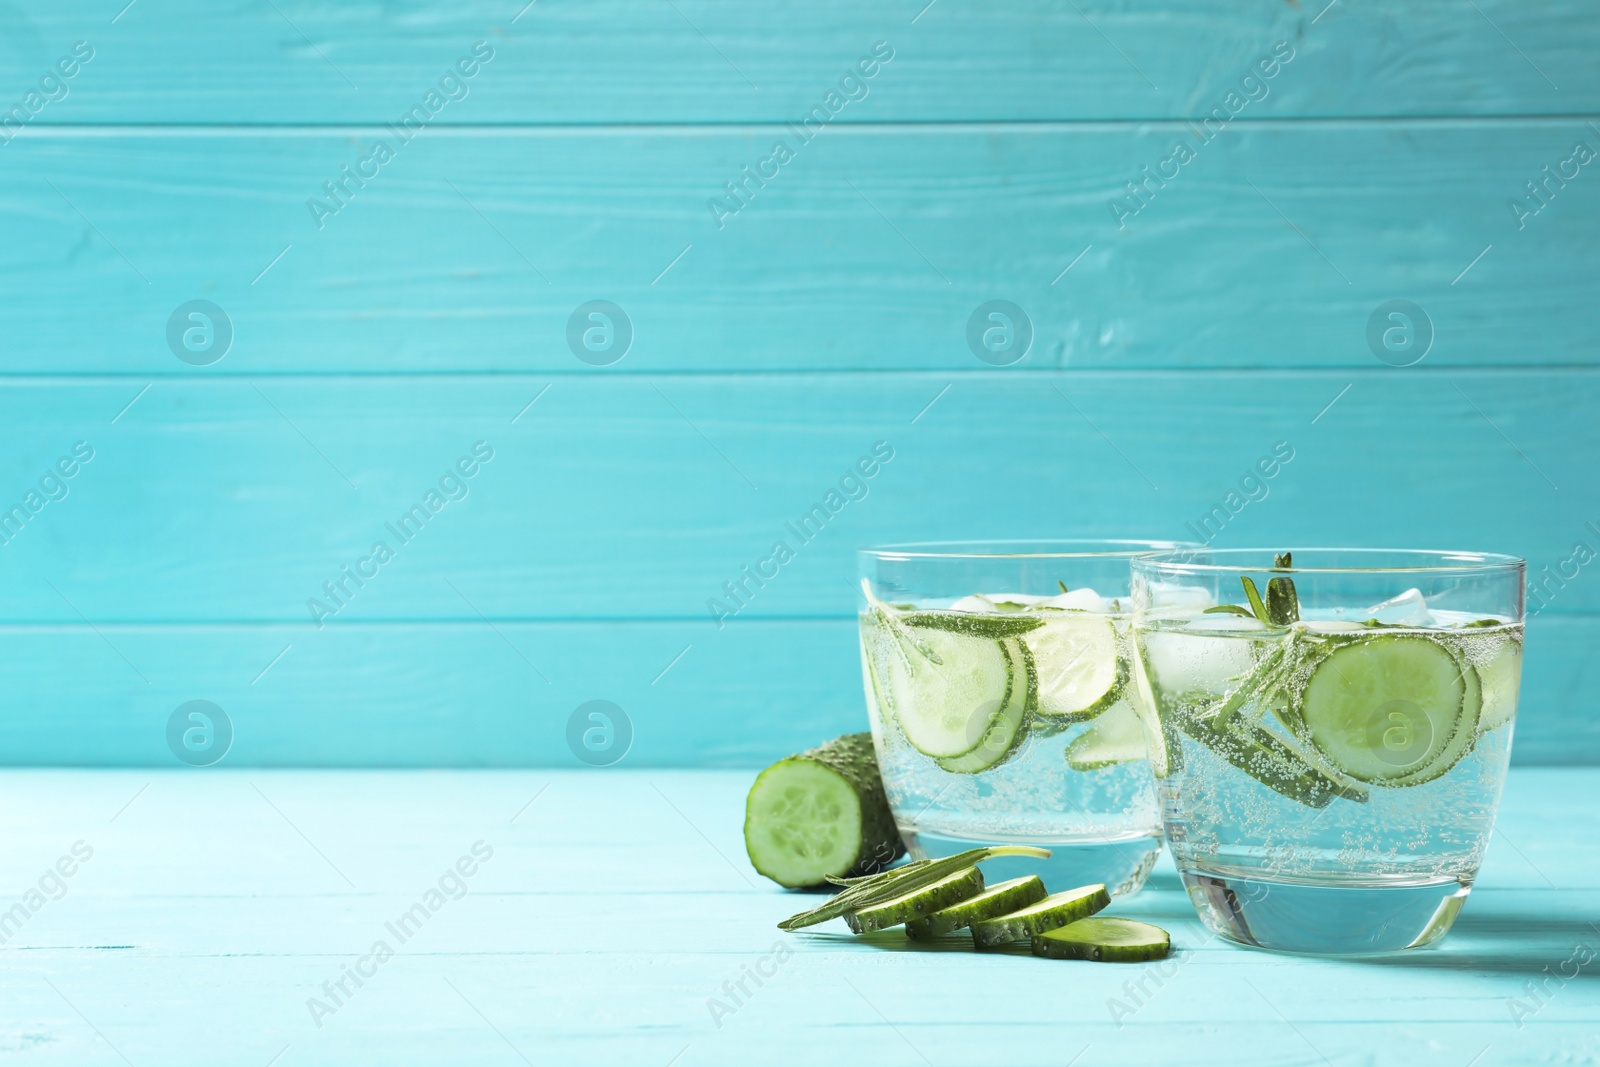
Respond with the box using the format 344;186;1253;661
1031;939;1170;962
905;875;1049;939
744;733;906;889
845;866;985;933
970;885;1111;949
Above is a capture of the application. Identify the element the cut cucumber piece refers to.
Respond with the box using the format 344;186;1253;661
935;638;1032;773
1179;712;1366;808
779;845;1050;931
1130;636;1174;778
744;733;905;888
1032;917;1171;962
1065;696;1147;770
970;884;1111;949
843;865;984;933
878;622;1014;759
897;610;1044;639
1477;637;1522;732
905;875;1049;939
1023;614;1121;719
1299;635;1477;785
1385;656;1482;788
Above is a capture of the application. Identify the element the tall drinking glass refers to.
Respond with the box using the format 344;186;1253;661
858;540;1186;896
1130;548;1524;954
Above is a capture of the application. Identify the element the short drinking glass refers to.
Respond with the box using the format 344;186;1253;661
859;540;1186;896
1130;548;1524;954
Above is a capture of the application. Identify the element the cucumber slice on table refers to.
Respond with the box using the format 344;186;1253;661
970;884;1111;949
1299;634;1481;786
1032;917;1171;962
844;866;985;933
905;876;1049;939
935;638;1033;774
1023;614;1121;720
1065;695;1147;770
744;733;905;888
1476;637;1522;732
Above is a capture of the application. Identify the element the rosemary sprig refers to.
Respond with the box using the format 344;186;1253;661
1240;575;1271;623
1265;551;1300;626
777;845;1051;930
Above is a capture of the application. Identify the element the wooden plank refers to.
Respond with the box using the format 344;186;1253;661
0;121;1595;373
0;370;1592;621
0;614;1591;767
1;1;1592;124
0;768;1593;1065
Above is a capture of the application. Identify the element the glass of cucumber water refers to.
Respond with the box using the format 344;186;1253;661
1130;548;1525;955
858;540;1186;897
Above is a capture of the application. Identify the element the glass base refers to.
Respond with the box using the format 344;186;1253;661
906;828;1161;898
1180;868;1471;955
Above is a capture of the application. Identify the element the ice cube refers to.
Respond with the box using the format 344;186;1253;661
950;592;1051;612
1366;588;1432;626
1144;582;1215;611
1031;587;1108;613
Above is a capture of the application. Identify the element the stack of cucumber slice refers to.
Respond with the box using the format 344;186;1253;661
778;847;1170;962
862;585;1148;775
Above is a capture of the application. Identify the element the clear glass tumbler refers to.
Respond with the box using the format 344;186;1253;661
858;540;1186;896
1130;548;1525;954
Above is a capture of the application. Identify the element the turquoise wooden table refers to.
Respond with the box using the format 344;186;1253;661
4;767;1594;1064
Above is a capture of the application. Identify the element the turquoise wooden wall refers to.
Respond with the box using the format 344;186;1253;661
1;1;1596;766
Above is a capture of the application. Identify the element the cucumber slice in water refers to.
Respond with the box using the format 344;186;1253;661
843;865;984;933
880;622;1014;759
1023;614;1120;719
905;876;1049;939
1129;636;1174;778
744;733;906;888
1065;696;1147;770
1384;656;1481;788
1299;635;1478;785
970;884;1111;949
1477;637;1522;732
1032;917;1171;962
935;638;1032;773
898;610;1044;639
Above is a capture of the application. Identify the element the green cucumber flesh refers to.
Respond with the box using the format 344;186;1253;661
1298;634;1477;785
844;865;984;933
1023;614;1121;719
1476;637;1522;732
1032;917;1171;962
935;638;1032;773
1384;655;1482;788
970;884;1111;949
877;620;1014;759
905;876;1048;939
744;733;905;888
1129;636;1174;778
1065;695;1147;770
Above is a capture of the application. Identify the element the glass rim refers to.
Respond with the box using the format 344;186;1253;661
1131;547;1526;575
860;538;1194;561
